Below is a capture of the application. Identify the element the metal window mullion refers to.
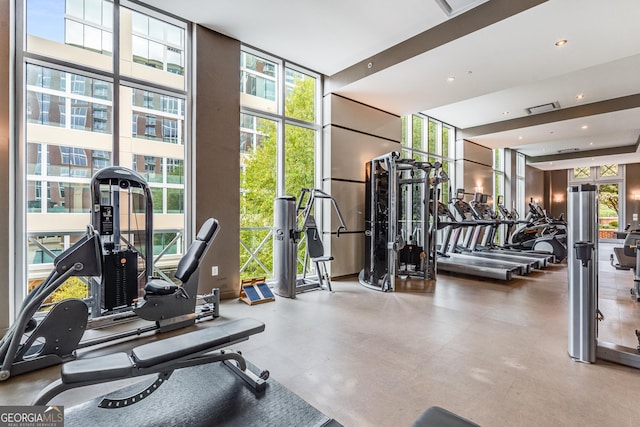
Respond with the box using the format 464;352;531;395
112;0;120;165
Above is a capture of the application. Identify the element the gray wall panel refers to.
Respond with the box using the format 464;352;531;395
626;163;640;230
325;233;363;278
325;94;400;142
329;126;401;182
526;165;545;208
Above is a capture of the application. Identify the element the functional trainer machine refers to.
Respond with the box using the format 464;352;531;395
359;152;448;292
272;188;347;298
567;184;640;368
0;167;220;381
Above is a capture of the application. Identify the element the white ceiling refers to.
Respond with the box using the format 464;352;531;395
144;0;640;171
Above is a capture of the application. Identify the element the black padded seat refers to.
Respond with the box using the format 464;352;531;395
412;407;480;427
144;279;179;295
132;318;265;368
174;240;207;282
62;352;133;384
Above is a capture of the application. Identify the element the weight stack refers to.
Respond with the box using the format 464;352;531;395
102;249;138;311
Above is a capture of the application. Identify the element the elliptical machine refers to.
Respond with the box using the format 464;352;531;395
496;197;567;262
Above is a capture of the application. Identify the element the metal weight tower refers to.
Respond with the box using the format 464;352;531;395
89;166;154;318
567;184;640;368
359;151;447;292
272;188;347;298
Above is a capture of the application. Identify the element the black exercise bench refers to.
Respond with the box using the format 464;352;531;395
34;318;268;407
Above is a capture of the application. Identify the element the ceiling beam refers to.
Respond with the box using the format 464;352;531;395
326;0;548;92
459;93;640;138
527;132;640;164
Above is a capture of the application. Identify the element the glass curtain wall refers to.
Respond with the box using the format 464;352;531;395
492;148;505;244
239;48;320;279
19;0;189;301
401;114;456;244
401;114;455;201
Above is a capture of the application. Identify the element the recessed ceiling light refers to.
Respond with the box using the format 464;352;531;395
503;111;509;115
576;94;585;100
550;162;553;165
581;125;588;130
589;142;593;145
518;136;523;140
447;76;455;82
555;39;568;47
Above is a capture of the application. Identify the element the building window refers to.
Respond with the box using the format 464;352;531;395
600;164;618;178
573;166;591;179
131;10;184;75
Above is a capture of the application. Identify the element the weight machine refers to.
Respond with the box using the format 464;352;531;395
359;151;448;292
0;167;219;381
272;188;347;298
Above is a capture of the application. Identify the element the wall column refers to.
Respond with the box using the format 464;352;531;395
193;26;240;299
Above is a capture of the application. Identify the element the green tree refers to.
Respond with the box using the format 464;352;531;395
240;76;316;279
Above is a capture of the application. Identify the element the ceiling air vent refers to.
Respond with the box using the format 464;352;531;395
557;148;579;154
434;0;488;17
526;101;560;115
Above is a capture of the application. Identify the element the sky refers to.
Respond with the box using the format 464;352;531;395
27;0;65;42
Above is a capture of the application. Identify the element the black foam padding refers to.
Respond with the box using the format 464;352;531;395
412;406;480;427
196;218;219;242
62;353;133;384
63;362;342;427
174;240;207;282
131;318;264;368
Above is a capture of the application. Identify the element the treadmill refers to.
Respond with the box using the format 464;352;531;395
431;201;520;281
465;195;550;269
443;195;535;275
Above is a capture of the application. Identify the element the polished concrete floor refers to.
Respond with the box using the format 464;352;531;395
1;243;640;426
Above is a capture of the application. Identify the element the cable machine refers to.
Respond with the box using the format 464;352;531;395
359;151;448;292
89;167;153;318
568;184;640;369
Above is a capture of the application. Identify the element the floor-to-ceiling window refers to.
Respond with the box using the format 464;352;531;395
239;48;320;279
516;152;526;216
492;148;505;244
18;0;189;304
401;114;456;245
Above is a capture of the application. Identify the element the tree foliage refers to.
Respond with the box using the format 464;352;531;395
240;76;316;279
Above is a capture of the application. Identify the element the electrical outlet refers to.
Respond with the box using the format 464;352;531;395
211;266;219;276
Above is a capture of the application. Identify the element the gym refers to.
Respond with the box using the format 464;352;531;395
0;0;639;425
